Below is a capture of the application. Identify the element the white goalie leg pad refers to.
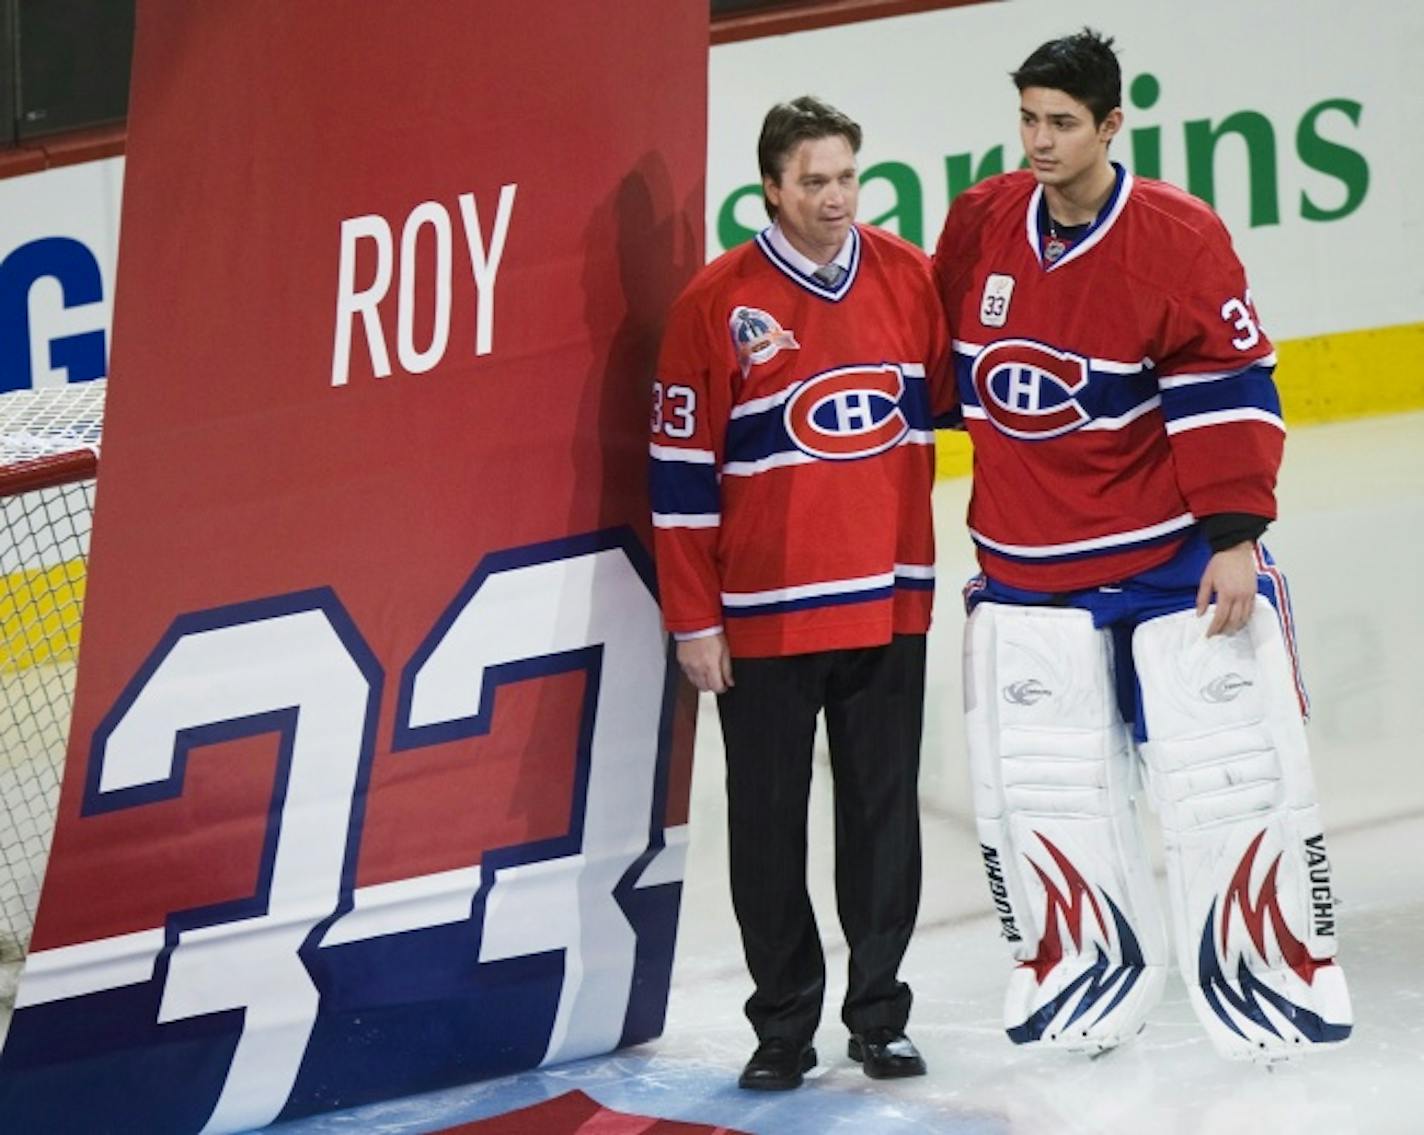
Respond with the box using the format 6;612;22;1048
1135;598;1351;1062
965;602;1167;1052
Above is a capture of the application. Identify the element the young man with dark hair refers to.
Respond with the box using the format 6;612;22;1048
933;29;1353;1061
651;95;950;1089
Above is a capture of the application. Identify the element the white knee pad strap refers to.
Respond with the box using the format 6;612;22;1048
1135;599;1351;1060
966;602;1166;1050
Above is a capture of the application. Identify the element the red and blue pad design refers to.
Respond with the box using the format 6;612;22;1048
964;603;1169;1053
0;2;706;1131
1195;830;1351;1052
1135;602;1352;1059
1003;832;1155;1047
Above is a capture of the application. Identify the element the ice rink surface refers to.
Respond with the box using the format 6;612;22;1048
276;412;1424;1135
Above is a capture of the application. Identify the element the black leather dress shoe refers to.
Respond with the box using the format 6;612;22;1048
737;1037;817;1091
847;1028;927;1079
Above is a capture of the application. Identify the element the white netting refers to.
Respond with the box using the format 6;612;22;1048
0;380;104;468
0;380;105;1010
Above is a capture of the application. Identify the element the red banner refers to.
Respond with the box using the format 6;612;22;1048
0;2;705;1131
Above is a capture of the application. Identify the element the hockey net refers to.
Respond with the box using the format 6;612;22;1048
0;380;105;1011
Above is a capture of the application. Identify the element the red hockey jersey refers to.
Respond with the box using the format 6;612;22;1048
651;223;950;657
933;166;1284;592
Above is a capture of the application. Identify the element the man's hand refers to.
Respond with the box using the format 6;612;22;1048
676;633;733;694
1196;542;1258;636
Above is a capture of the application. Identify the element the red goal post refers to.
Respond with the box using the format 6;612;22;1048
0;380;105;1012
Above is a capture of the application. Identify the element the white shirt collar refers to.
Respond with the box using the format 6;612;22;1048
755;223;860;301
765;223;854;275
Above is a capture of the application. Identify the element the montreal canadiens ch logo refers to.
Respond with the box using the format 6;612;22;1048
783;364;909;460
972;339;1091;439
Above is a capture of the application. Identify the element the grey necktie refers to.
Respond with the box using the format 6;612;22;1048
813;263;846;288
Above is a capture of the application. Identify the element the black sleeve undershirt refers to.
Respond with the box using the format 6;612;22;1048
1200;512;1270;552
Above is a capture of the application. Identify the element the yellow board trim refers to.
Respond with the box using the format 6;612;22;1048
935;319;1424;479
1274;321;1424;424
1;560;86;673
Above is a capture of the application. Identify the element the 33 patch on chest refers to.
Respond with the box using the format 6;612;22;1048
980;273;1015;328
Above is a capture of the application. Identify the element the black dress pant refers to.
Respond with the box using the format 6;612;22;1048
715;633;925;1044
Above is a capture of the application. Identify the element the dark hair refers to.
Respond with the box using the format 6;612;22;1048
757;95;862;220
1011;27;1121;124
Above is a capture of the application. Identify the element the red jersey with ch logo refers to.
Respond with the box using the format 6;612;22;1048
650;223;952;657
933;166;1285;592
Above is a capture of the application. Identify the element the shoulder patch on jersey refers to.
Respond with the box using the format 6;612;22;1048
730;305;799;377
980;273;1015;327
